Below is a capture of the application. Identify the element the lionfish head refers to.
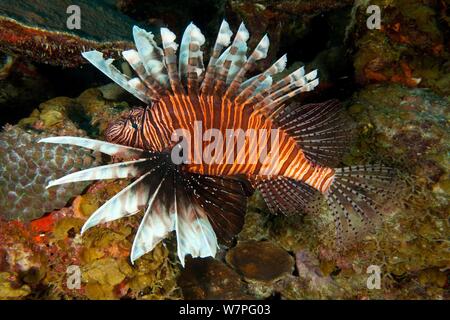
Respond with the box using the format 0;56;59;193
105;107;146;147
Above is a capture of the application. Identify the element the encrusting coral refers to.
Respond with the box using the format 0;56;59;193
0;0;139;67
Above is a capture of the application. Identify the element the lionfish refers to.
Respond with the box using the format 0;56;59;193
39;21;397;266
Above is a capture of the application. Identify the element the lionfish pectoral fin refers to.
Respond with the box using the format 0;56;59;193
257;177;319;216
174;183;218;267
38;137;145;159
80;164;165;234
185;174;249;245
45;159;151;188
130;175;174;263
128;171;249;266
324;164;402;248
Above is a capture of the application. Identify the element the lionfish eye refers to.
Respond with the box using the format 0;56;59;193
131;121;139;130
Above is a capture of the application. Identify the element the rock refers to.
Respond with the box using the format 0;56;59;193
225;240;294;299
273;250;340;299
226;240;294;282
178;257;251;299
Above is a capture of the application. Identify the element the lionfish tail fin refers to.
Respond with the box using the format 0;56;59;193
325;164;402;248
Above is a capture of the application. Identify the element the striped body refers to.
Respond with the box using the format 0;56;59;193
106;94;335;193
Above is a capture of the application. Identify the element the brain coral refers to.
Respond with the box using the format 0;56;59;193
0;126;102;221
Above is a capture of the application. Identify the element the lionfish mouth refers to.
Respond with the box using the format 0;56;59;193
38;20;400;267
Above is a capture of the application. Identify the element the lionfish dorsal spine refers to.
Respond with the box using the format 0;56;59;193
224;33;270;100
211;22;249;96
80;20;321;120
160;27;185;96
235;54;288;105
200;20;233;96
132;26;169;89
81;51;153;104
122;49;165;99
178;22;206;95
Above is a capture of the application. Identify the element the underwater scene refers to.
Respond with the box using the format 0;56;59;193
0;0;448;302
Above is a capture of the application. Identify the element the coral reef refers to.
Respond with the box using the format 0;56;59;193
0;86;182;300
178;257;251;299
351;0;450;96
0;220;41;299
18;86;129;138
0;126;101;221
0;0;141;67
0;180;181;300
0;83;139;223
1;82;447;300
